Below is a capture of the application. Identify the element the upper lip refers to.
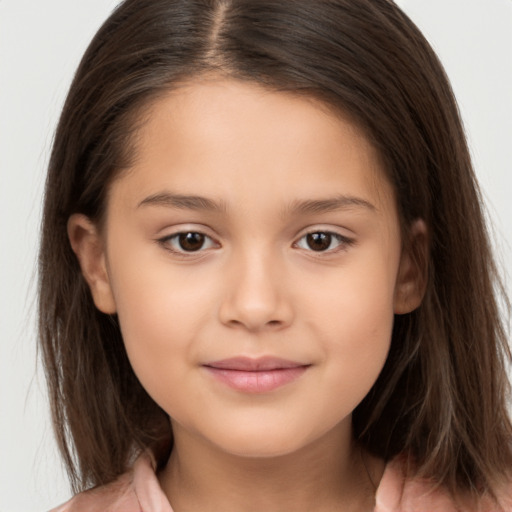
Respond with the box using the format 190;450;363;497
204;356;309;371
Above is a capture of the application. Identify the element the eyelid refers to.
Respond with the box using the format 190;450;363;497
293;228;355;253
156;227;220;255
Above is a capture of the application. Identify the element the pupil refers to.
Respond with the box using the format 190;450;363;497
179;232;205;251
307;232;331;251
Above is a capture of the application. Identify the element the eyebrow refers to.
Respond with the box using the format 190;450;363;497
286;195;377;215
138;193;227;212
137;192;376;215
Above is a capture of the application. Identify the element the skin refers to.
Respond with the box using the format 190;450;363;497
69;76;426;511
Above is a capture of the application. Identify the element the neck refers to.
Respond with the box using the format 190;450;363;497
158;420;384;512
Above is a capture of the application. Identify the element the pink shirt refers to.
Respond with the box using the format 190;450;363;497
50;452;512;512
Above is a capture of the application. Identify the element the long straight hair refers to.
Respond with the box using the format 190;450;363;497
39;0;512;499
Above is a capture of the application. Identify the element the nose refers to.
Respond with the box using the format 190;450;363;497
218;250;294;332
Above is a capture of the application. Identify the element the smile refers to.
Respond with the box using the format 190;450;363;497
203;357;310;393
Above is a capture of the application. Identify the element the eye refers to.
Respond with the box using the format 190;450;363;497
159;231;217;253
295;231;353;253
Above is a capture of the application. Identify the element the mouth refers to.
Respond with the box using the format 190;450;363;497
203;356;310;393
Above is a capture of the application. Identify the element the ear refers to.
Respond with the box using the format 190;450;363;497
394;219;428;315
67;214;117;314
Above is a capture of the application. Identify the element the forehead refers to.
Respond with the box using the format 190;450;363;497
113;76;395;215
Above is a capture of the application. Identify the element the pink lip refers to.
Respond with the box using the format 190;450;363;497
203;357;310;393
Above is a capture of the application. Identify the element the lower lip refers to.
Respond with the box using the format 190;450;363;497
204;366;309;393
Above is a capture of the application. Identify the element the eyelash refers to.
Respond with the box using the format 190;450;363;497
157;230;355;256
158;231;218;255
294;231;355;253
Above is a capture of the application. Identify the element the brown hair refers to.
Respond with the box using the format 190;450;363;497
39;0;512;501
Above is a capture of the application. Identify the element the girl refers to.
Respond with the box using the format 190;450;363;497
39;0;512;510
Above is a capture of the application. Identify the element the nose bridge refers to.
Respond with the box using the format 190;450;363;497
219;242;292;331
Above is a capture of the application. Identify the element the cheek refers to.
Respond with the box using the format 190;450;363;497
302;251;397;396
325;295;393;398
107;253;215;403
303;246;398;333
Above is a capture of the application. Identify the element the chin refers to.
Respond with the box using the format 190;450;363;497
206;424;317;459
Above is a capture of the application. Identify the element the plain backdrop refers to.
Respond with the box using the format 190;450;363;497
1;1;511;511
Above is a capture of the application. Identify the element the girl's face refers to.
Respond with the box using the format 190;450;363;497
70;77;424;458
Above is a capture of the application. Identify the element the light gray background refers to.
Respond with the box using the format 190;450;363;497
1;1;511;511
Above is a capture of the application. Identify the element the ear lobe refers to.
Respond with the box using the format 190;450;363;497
394;219;428;315
67;214;117;314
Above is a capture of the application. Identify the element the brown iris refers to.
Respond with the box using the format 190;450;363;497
306;232;332;251
178;232;206;251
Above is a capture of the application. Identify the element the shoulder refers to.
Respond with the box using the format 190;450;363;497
49;471;138;512
375;455;512;512
49;452;173;512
